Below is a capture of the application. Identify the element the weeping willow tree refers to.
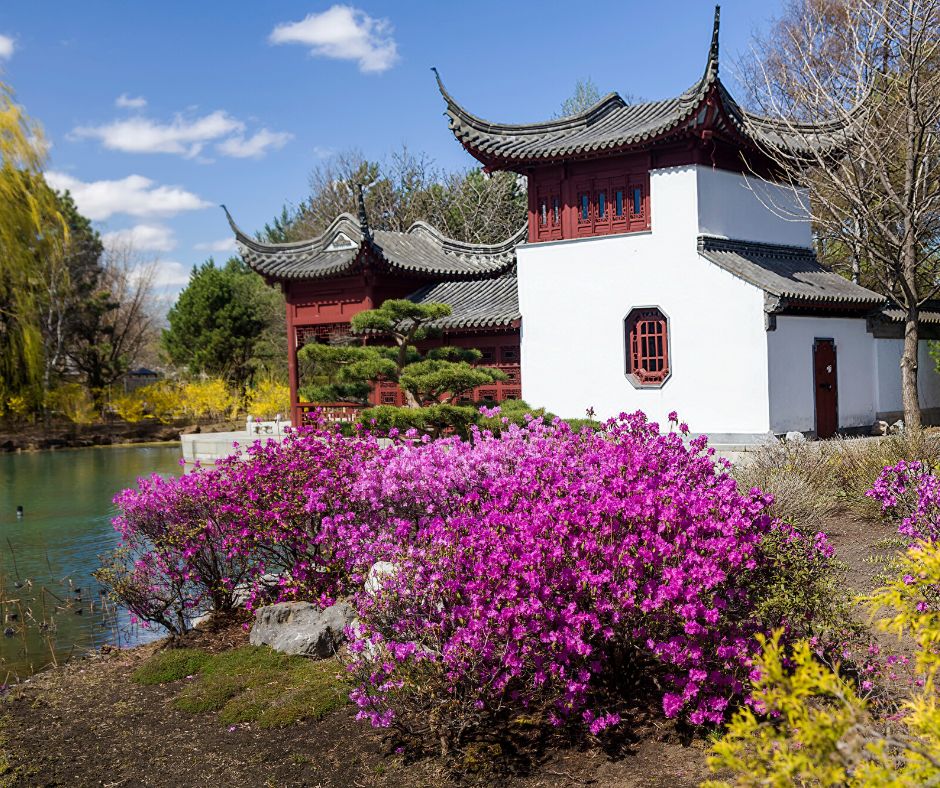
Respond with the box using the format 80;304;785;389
0;83;66;412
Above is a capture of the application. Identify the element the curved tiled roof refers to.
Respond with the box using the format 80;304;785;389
436;7;848;167
225;207;525;282
698;236;885;305
407;269;520;330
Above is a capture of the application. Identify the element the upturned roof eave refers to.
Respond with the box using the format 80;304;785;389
226;206;526;284
436;5;850;168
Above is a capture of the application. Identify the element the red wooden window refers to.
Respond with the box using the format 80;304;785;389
629;183;646;227
575;185;593;236
296;322;350;348
535;183;562;241
625;308;669;386
572;175;650;238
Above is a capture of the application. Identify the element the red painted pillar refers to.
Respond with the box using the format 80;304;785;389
284;291;301;427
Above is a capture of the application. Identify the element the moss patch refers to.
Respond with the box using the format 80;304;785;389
133;648;211;684
135;645;348;728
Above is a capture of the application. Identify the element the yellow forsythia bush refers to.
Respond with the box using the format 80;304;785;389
705;540;940;787
110;391;146;423
4;394;31;419
245;379;290;420
136;381;184;424
45;383;97;424
180;378;237;421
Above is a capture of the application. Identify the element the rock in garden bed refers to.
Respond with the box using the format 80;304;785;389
249;601;354;658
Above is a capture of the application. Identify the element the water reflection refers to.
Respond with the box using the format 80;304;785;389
0;444;182;678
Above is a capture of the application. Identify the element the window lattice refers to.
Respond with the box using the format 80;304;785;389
625;308;669;385
295;323;351;347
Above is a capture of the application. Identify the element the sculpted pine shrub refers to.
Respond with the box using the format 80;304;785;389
331;413;834;752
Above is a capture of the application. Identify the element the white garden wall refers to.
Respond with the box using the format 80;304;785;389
518;165;772;440
874;339;940;417
767;316;877;433
517;164;937;439
696;168;811;248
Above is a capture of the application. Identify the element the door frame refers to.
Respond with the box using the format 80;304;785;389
812;337;838;439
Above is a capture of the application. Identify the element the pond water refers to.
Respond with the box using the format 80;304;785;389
0;444;182;679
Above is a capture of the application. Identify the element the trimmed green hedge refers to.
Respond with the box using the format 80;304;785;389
355;400;605;439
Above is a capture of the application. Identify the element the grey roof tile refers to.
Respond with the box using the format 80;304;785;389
880;305;940;324
407;269;520;330
698;236;885;305
434;8;846;166
225;208;524;282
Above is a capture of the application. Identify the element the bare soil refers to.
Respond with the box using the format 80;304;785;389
0;509;902;788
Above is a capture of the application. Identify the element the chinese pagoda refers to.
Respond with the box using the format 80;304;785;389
230;6;940;439
225;200;525;426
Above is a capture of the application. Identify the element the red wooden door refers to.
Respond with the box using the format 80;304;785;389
813;339;838;439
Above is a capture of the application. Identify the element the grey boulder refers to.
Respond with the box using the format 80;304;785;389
249;601;355;658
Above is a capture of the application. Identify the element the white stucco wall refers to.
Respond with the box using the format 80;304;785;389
518;165;772;438
874;339;940;415
767;316;877;433
696;168;812;247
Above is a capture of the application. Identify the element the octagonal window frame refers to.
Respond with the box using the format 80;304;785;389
623;306;672;389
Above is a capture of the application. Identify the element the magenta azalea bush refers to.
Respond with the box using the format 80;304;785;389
334;413;828;744
99;427;380;631
869;460;940;542
102;409;838;750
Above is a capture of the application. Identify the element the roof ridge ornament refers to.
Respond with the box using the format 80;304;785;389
431;66;458;110
356;183;373;244
706;5;720;82
221;204;253;244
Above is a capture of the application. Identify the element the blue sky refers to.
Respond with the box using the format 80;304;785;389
2;1;785;298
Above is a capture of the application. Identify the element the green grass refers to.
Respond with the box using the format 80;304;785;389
133;649;211;684
133;645;349;728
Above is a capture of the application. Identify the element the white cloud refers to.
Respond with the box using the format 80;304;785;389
115;93;147;109
71;109;291;159
194;237;236;253
150;260;192;290
102;223;176;252
71;110;244;158
46;171;211;221
270;5;398;74
0;35;15;61
216;128;293;159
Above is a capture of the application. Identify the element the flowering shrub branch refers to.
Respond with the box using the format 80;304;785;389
328;412;833;749
101;408;838;755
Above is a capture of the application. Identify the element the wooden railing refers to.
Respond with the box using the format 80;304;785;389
292;401;365;427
